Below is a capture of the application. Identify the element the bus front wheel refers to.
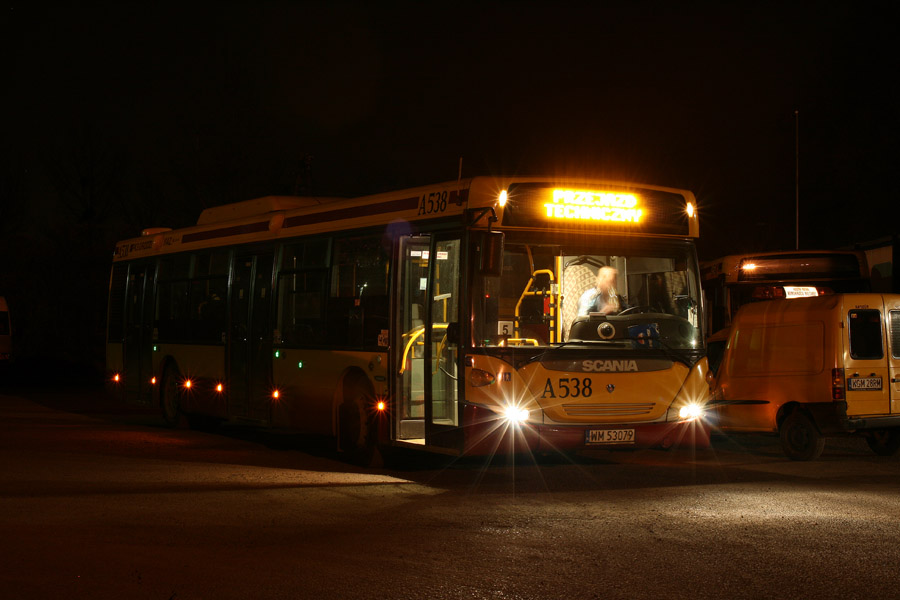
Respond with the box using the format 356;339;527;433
780;410;825;461
338;383;382;467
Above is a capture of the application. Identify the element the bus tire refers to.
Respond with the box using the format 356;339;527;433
338;381;382;468
865;430;900;457
160;361;185;428
779;410;825;461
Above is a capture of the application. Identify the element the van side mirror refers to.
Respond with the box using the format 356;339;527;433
478;231;504;276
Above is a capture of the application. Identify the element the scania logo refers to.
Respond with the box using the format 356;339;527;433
582;359;639;373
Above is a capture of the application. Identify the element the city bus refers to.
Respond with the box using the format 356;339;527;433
701;250;870;337
107;177;711;463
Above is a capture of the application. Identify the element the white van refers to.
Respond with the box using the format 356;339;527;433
711;293;900;460
0;296;10;361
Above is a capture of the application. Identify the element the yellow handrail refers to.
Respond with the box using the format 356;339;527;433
399;322;449;373
514;269;557;343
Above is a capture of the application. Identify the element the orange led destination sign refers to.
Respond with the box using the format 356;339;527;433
543;189;643;223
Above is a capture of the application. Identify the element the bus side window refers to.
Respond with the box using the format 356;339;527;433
330;235;390;349
278;240;329;346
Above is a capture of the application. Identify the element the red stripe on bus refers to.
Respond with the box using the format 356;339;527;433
283;196;420;229
182;221;270;244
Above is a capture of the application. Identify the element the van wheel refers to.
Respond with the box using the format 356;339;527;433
866;430;900;457
338;383;382;468
780;411;825;461
160;362;185;428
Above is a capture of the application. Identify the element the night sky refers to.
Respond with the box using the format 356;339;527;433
2;3;897;370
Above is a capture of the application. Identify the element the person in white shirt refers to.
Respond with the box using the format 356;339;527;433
577;266;621;316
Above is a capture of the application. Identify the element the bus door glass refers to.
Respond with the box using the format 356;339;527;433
124;262;155;404
229;251;274;422
425;236;461;448
889;310;900;415
844;298;890;417
394;236;431;443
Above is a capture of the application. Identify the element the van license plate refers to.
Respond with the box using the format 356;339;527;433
848;377;882;391
585;429;635;445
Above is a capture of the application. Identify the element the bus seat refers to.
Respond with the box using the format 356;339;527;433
561;264;597;341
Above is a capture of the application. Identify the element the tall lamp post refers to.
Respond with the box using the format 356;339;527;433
795;109;799;250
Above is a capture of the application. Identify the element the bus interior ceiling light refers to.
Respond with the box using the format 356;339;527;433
686;202;695;218
498;190;508;207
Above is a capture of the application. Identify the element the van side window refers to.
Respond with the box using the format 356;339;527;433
891;311;900;359
848;309;883;360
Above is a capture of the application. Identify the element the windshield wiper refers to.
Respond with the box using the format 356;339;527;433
621;334;695;368
526;339;622;363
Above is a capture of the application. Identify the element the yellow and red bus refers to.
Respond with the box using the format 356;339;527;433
700;250;870;337
107;177;710;462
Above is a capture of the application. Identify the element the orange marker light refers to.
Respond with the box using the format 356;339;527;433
113;373;120;382
151;376;157;385
183;379;193;389
376;400;386;411
216;383;223;393
272;389;280;400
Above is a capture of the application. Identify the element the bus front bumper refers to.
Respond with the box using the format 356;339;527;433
463;405;711;456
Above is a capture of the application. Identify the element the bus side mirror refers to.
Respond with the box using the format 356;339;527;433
478;231;504;276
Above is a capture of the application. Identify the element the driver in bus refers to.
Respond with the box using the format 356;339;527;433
577;266;622;316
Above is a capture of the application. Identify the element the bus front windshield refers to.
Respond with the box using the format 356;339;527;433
473;239;702;351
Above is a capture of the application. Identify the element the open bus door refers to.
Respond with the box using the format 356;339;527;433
394;234;463;452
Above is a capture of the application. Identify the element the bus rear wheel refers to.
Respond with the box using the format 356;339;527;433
780;410;825;461
866;430;900;457
338;383;382;467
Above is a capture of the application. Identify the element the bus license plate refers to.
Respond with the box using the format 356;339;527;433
848;377;882;391
585;429;635;445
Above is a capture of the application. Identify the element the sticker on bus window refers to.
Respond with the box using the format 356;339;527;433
784;286;818;298
410;250;422;257
420;278;427;291
498;321;514;336
436;251;448;260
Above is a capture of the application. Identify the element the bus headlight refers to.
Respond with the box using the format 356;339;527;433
503;405;530;425
677;403;704;421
